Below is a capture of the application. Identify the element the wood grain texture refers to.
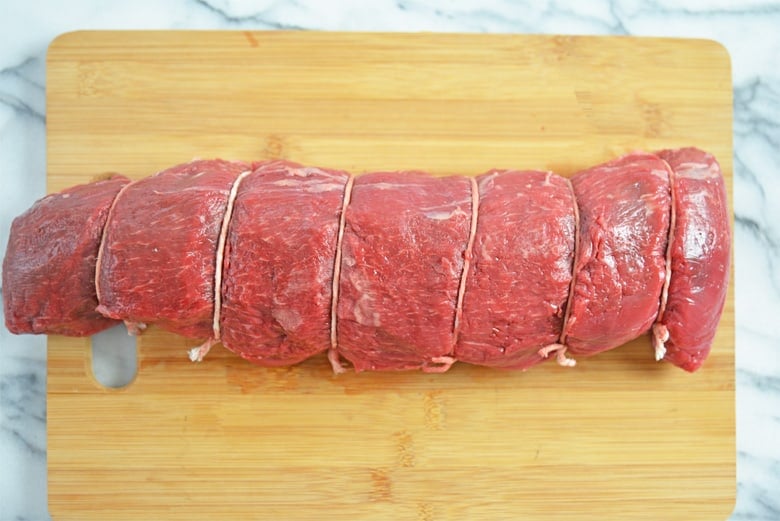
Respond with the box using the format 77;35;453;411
46;31;734;520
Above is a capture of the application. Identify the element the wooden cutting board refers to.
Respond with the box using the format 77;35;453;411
46;31;734;521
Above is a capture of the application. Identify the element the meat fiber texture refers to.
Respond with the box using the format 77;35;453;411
3;175;130;336
219;160;349;366
563;153;672;356
334;172;473;372
456;170;575;370
96;159;249;339
653;148;730;372
1;148;732;374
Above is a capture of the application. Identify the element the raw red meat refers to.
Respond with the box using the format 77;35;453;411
334;172;473;372
219;160;349;366
96;159;249;338
2;149;730;374
3;175;129;336
562;153;671;357
456;170;576;370
652;148;730;372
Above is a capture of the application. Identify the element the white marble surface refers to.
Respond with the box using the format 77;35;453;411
1;1;778;519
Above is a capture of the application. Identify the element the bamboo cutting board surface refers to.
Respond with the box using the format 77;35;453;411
46;31;734;521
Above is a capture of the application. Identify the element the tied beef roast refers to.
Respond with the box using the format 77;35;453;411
2;148;731;373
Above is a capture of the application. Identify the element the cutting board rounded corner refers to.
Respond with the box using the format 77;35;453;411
47;30;89;60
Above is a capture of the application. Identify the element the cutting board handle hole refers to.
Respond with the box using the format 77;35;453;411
90;325;138;388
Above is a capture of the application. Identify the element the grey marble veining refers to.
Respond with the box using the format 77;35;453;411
1;1;779;519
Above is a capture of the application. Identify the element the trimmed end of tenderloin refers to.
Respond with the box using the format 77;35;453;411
2;174;129;338
538;343;577;367
653;321;711;372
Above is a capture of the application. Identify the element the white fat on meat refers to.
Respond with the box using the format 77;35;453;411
271;177;346;193
678;160;720;180
424;206;470;221
353;294;380;327
422;356;456;373
271;308;303;332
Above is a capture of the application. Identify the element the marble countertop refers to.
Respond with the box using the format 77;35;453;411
1;1;778;519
